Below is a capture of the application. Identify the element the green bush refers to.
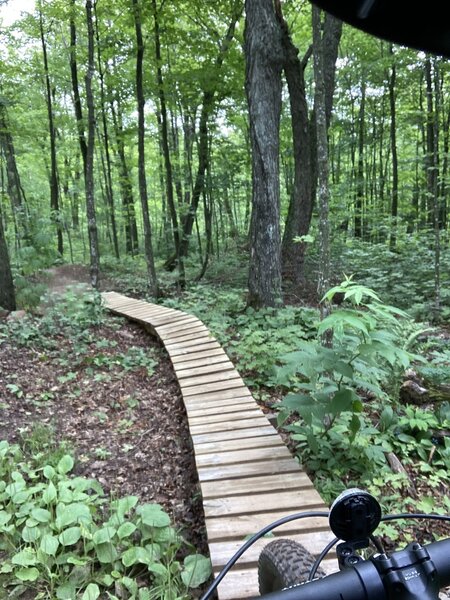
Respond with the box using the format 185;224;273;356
0;441;210;599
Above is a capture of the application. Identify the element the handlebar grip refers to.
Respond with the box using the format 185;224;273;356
259;560;386;600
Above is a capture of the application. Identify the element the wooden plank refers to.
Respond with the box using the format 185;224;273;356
163;327;211;344
213;557;338;600
188;401;261;418
165;334;216;350
158;324;206;339
171;344;228;369
205;512;330;541
199;472;313;498
156;316;200;333
104;298;147;309
189;417;269;436
182;378;246;397
166;340;221;356
189;409;266;426
192;425;276;445
174;355;232;372
150;313;198;327
204;489;325;518
180;387;253;403
193;435;280;456
122;306;176;319
195;445;292;467
183;392;254;410
198;458;302;482
176;361;236;379
180;370;242;389
189;415;269;434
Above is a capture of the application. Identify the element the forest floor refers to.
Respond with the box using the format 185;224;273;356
0;265;209;558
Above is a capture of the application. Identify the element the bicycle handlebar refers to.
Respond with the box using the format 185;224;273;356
260;537;450;600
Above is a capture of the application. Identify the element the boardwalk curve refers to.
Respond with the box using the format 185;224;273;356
102;292;334;598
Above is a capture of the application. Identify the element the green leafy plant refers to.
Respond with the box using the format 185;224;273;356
0;440;211;599
274;280;424;496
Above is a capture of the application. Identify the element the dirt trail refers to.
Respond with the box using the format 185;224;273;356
42;264;91;295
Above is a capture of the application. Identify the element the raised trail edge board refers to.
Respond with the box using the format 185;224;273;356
102;291;335;599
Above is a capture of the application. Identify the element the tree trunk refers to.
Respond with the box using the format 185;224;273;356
245;0;283;308
0;201;15;311
110;97;139;255
279;7;341;281
354;80;366;238
312;6;331;305
133;0;158;296
0;100;30;246
279;26;313;280
39;5;63;256
425;57;441;316
388;46;398;250
94;1;119;259
84;0;100;288
70;0;87;171
152;0;184;286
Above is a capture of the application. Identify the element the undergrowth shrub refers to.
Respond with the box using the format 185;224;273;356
0;289;106;350
333;235;450;321
0;441;210;599
274;279;448;509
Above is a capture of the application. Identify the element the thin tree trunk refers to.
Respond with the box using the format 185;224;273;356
355;80;366;238
94;1;119;259
152;0;185;287
0;200;15;311
132;0;158;296
110;97;139;255
312;6;331;305
0;101;30;246
388;46;398;250
84;0;100;288
279;5;341;281
70;0;87;171
39;5;63;256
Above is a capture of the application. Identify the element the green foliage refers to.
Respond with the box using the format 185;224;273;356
0;289;105;350
227;306;318;389
0;440;211;599
335;237;450;321
274;280;449;506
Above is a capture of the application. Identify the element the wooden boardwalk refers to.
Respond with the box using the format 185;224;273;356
102;292;334;598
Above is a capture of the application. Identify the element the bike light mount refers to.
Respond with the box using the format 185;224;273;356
330;488;382;543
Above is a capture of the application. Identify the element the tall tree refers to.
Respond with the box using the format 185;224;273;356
354;79;366;239
70;0;87;170
132;0;158;296
388;45;398;250
245;0;284;308
94;1;119;259
38;3;63;256
280;7;342;281
0;202;16;311
84;0;100;288
312;6;331;303
110;95;139;255
152;0;184;286
0;99;30;247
